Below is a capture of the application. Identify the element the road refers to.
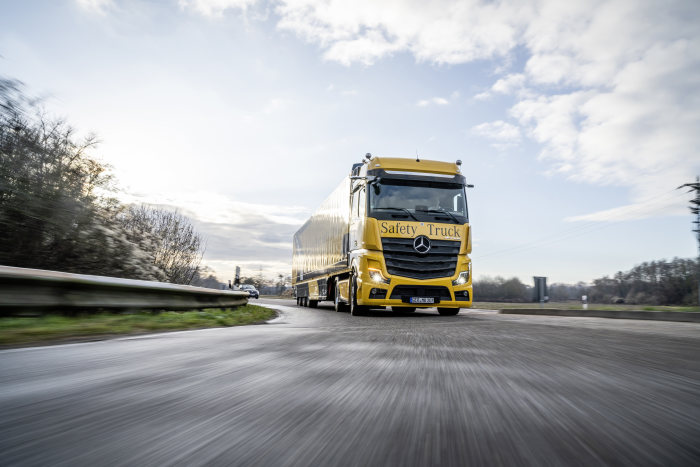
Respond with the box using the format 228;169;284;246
1;300;699;466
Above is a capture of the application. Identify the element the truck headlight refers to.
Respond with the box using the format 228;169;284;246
452;270;470;286
368;267;390;284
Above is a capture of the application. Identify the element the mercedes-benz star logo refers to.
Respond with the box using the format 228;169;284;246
413;235;431;254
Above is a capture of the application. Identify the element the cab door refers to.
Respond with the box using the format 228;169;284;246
349;183;366;252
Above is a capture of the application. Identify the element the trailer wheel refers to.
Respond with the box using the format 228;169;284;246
309;300;318;308
437;307;460;316
349;273;365;316
334;279;347;312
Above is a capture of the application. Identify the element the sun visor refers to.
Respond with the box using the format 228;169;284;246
367;168;466;186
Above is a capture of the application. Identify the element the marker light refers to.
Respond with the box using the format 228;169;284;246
368;267;390;284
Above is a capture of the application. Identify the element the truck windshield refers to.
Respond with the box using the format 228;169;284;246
368;179;468;223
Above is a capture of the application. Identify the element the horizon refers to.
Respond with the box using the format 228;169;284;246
2;0;698;284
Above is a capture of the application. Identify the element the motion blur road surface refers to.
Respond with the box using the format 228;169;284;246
2;300;699;466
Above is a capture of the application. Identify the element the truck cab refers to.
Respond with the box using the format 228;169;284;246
292;156;472;316
345;157;472;315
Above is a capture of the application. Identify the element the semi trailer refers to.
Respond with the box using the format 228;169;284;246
292;155;472;315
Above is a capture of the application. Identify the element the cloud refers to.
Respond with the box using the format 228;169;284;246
565;197;685;223
121;191;309;279
471;120;521;149
261;97;291;114
168;0;700;223
512;38;700;203
75;0;114;15
326;84;359;96
241;97;293;122
268;0;699;220
491;73;525;95
474;73;526;100
178;0;259;17
274;0;524;66
417;97;449;107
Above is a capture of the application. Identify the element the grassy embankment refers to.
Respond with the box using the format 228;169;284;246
0;304;277;346
472;301;699;312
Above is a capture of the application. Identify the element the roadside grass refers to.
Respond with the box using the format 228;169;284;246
472;301;699;312
0;305;277;346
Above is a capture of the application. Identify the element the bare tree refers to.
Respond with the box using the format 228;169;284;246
120;205;205;284
0;77;162;280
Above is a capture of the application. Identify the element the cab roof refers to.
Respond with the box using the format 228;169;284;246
366;157;460;176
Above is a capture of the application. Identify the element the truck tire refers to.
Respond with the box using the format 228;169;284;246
349;273;365;316
437;307;460;316
309;300;318;308
334;279;347;312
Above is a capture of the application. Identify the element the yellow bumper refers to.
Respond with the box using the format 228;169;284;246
355;252;472;308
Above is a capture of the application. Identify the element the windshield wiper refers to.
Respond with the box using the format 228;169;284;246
373;207;419;222
418;208;461;224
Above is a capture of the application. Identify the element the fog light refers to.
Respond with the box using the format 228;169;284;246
370;288;387;298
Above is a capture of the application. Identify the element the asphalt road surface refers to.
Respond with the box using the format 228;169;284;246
1;300;699;466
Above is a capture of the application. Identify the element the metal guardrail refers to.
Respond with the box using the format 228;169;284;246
0;266;248;312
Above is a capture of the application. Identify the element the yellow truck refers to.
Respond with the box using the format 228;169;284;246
292;155;472;316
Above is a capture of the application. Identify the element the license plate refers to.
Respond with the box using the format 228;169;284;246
410;297;434;304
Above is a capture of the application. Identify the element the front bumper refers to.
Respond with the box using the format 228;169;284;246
355;253;472;308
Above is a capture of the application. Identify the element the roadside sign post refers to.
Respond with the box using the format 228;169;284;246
533;276;547;309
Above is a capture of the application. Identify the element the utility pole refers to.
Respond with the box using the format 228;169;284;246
678;176;700;306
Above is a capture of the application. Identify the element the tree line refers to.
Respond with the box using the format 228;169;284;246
474;257;698;305
239;273;292;295
0;78;216;286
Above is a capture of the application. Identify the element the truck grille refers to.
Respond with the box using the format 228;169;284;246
381;237;460;279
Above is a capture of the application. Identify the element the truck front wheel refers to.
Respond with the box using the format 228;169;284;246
349;273;365;316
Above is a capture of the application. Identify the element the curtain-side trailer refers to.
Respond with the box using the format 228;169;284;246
292;155;472;316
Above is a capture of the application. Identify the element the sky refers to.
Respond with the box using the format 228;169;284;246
1;0;699;284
